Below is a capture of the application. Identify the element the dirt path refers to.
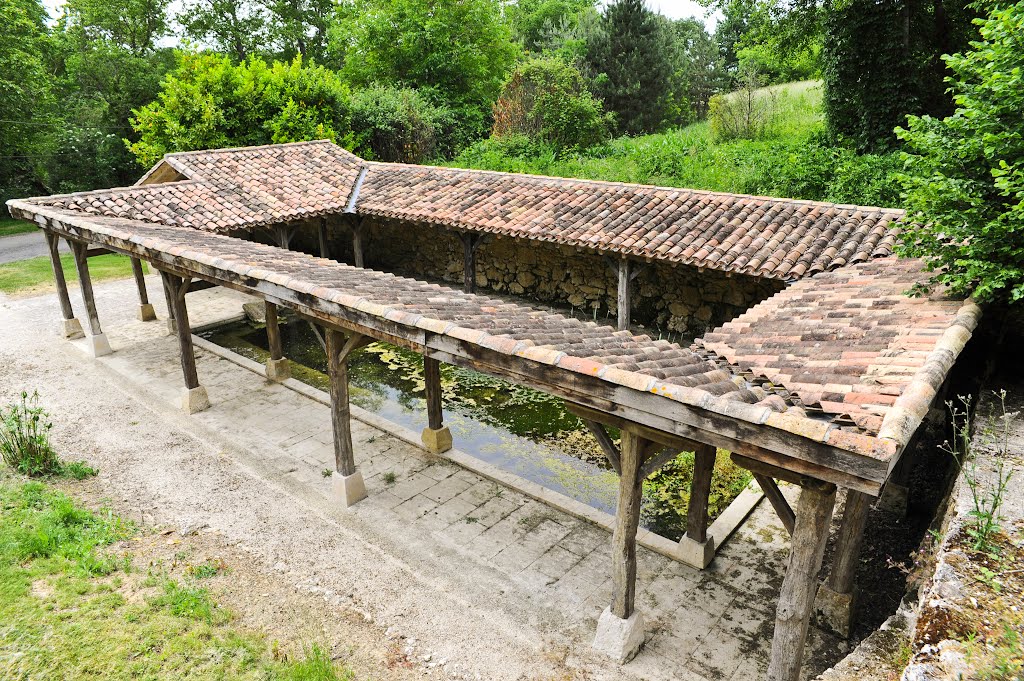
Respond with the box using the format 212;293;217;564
0;229;67;264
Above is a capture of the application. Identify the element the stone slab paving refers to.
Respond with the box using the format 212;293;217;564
65;281;849;680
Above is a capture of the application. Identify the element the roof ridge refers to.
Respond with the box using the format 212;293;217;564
362;160;906;215
19;180;204;205
165;139;363;160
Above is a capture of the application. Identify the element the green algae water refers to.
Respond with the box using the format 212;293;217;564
199;318;751;540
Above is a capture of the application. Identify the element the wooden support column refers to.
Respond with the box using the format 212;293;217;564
130;258;157;321
351;218;366;268
160;272;177;335
617;259;631;331
420;356;452;453
678;443;716;567
593;428;650;663
326;329;371;507
768;480;837;681
318;217;331;260
264;301;291;381
459;232;483;293
69;239;112;357
160;271;210;414
815;490;871;637
44;231;84;340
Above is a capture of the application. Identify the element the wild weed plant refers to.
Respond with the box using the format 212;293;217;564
0;391;97;478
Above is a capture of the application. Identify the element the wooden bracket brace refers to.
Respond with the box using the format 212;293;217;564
336;332;373;364
581;418;621;474
458;232;485;252
753;472;796;536
273;226;296;250
640;446;679;479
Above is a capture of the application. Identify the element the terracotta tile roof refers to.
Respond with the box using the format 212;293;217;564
23;141;901;281
356;162;902;280
27;141;363;231
696;257;981;436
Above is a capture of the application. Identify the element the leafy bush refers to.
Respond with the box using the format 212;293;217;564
1;391;99;479
708;65;777;141
492;57;613;152
350;86;452;163
897;0;1024;303
1;391;62;477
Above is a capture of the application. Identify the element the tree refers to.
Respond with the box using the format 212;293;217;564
896;0;1024;303
177;0;270;62
822;0;977;151
506;0;596;52
666;18;727;122
0;0;55;204
264;0;334;62
586;0;675;135
60;0;170;56
492;56;612;151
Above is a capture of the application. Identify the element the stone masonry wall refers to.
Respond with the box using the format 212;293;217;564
361;218;784;339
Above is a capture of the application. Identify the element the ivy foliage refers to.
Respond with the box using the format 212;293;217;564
896;0;1024;303
491;56;613;152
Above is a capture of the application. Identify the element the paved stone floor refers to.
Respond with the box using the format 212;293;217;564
20;278;851;680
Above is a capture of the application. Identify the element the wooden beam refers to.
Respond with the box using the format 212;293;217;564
826;490;871;596
266;302;284;361
639;446;677;479
160;271;200;390
69;240;102;337
273;226;295;250
767;480;837;681
326;329;356;476
617;259;631;331
319;217;331;260
307;320;327;353
685;444;716;544
184;279;218;294
731;452;828;489
424;356;444;430
44;231;75;322
611;428;648;619
581;418;621;475
567;403;703;456
130;258;150;305
459;232;483;293
754;472;796;536
85;247;112;258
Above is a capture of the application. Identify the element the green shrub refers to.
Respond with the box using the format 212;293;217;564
708;65;778;141
492;57;613;152
1;391;61;477
350;86;451;163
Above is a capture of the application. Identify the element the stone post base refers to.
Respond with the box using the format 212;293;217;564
60;318;85;340
137;303;157;322
166;318;178;336
181;386;210;414
814;584;855;638
87;333;113;358
676;534;715;569
265;357;291;382
593;607;645;663
331;471;367;507
421;426;453;454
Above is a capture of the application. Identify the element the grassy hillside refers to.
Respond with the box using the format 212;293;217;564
452;80;901;208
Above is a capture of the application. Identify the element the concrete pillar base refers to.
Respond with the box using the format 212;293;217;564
137;303;157;322
59;318;85;340
265;357;291;382
181;386;210;414
676;534;715;569
814;584;855;638
87;333;113;357
877;482;909;517
593;607;645;663
166;318;178;336
420;426;453;454
331;471;367;507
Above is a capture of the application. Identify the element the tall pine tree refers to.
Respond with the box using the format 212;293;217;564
586;0;675;135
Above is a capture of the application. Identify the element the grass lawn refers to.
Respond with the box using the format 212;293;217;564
0;218;37;238
0;475;352;680
0;253;146;295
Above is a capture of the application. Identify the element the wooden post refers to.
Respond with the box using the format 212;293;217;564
161;271;209;413
767;480;837;681
160;271;177;335
421;355;452;453
617;259;631;331
593;427;648;663
130;258;156;321
352;219;365;268
326;329;368;506
44;231;84;339
459;233;482;293
815;489;871;637
685;444;716;544
264;301;290;381
69;240;112;356
319;217;331;260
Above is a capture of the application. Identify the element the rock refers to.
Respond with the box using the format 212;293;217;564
242;301;266;323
